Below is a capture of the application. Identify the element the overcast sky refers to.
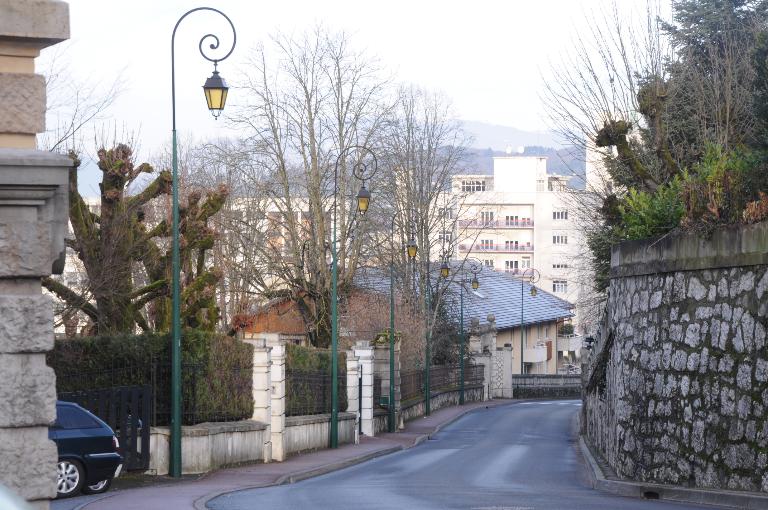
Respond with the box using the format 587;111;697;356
40;0;647;194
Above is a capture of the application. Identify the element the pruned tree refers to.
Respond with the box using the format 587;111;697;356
43;143;228;335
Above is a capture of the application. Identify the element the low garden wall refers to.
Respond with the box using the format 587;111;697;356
285;412;356;455
147;420;267;475
401;385;484;423
510;374;582;399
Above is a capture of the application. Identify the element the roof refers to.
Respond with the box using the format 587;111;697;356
354;264;573;331
444;264;573;331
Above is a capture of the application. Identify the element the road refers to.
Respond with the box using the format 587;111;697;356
209;400;714;510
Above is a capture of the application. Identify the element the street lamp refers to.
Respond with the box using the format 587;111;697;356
388;220;417;433
520;268;540;374
331;146;377;447
169;7;236;478
458;258;482;405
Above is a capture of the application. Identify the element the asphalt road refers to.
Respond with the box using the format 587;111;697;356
209;400;715;510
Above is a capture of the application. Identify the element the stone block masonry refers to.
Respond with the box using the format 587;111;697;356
0;2;71;507
583;221;768;493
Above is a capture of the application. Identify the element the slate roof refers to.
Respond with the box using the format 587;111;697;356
445;265;574;331
353;264;573;331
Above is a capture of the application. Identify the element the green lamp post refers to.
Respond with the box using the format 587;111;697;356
458;258;482;405
330;146;377;447
520;267;540;374
169;7;235;478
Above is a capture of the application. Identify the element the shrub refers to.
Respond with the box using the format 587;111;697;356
558;323;575;336
49;331;253;425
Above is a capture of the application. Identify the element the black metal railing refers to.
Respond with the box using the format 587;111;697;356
55;361;253;426
285;368;347;417
400;369;424;403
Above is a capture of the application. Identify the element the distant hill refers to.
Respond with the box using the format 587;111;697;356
460;120;565;151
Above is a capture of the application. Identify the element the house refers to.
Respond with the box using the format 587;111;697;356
446;264;579;375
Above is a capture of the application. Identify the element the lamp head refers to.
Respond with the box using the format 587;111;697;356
406;236;418;260
471;276;479;290
356;183;371;215
203;68;229;119
530;285;537;297
440;259;450;279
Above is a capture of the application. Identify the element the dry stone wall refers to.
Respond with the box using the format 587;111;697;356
582;222;768;493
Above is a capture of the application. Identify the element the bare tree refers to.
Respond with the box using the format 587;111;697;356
227;27;391;346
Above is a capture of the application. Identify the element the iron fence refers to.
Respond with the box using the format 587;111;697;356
285;368;347;417
55;361;253;426
400;369;424;403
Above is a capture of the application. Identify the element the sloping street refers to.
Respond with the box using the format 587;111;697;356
208;400;713;510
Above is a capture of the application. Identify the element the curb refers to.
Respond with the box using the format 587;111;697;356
579;437;768;510
196;400;513;509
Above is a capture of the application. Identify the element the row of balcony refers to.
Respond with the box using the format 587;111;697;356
458;244;534;253
458;219;534;229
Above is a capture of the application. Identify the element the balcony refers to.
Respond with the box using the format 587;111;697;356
458;243;534;253
458;219;534;229
557;334;584;352
523;344;548;363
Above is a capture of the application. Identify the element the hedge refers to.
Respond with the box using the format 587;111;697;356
285;344;347;416
49;331;253;426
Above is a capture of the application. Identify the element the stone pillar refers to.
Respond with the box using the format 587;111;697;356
243;336;272;463
372;334;402;429
0;2;70;508
265;335;286;462
474;353;492;401
345;352;360;444
353;341;374;437
502;345;514;398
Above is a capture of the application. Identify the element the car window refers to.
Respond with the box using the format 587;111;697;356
56;405;102;429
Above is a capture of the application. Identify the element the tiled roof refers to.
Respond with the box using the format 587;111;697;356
443;264;573;331
354;264;573;331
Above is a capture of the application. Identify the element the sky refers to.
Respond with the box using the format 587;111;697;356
39;0;622;194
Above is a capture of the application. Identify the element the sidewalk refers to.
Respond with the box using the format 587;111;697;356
81;399;511;510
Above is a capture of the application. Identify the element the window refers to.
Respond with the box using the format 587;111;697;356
536;180;545;192
553;280;568;293
505;215;519;226
553;235;568;245
553;210;569;220
548;179;565;191
461;180;486;192
505;260;518;272
55;405;101;429
480;211;494;225
553;262;569;269
438;230;452;244
479;239;494;250
504;240;519;251
439;207;454;220
482;259;494;268
521;257;531;268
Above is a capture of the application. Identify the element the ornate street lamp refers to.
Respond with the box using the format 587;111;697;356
387;220;417;433
440;257;451;279
458;258;482;404
169;7;236;478
331;146;377;447
520;268;540;374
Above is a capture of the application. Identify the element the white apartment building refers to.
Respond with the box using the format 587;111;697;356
449;156;581;327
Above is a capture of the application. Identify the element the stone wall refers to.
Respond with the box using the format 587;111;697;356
582;222;768;492
284;412;356;455
400;385;484;423
510;374;582;399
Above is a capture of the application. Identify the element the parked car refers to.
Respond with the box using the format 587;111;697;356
50;401;123;498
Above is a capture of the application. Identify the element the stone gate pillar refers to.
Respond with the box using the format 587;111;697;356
345;351;360;443
243;336;272;463
0;2;71;508
353;341;374;437
265;335;286;462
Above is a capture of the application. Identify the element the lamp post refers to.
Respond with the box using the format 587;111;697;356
169;7;235;478
331;146;377;447
520;268;540;375
458;258;481;405
387;220;417;433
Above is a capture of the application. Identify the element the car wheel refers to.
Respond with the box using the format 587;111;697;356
56;460;84;498
82;478;112;495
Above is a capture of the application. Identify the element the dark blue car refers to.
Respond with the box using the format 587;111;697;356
50;401;123;498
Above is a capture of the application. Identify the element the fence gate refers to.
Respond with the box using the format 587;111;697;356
58;385;152;471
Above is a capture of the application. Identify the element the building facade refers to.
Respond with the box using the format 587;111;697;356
449;156;580;323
